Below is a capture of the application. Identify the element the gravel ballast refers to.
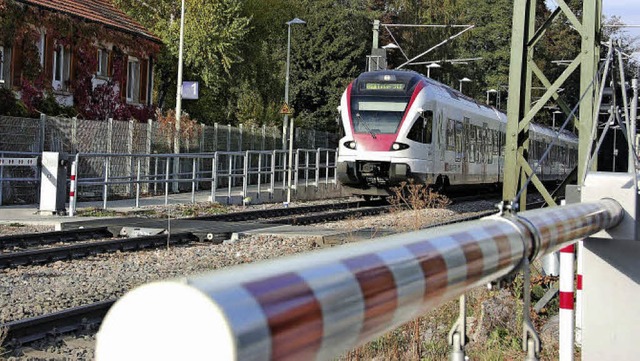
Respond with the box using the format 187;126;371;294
0;199;497;359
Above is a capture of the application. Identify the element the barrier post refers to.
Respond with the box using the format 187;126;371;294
68;154;78;217
559;244;575;361
575;240;583;345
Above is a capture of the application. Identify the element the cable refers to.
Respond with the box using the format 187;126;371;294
512;47;611;210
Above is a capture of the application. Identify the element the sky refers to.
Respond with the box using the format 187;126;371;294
546;0;640;60
603;0;640;42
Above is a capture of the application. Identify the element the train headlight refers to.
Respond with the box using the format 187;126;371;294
390;142;409;151
343;141;357;150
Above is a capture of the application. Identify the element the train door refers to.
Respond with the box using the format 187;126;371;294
406;109;434;177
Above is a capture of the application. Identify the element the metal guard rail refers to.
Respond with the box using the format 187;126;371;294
95;199;623;361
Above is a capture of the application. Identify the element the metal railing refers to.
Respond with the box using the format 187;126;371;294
0;151;41;205
95;199;623;361
69;148;337;213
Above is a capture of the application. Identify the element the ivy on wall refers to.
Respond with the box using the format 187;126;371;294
0;0;161;121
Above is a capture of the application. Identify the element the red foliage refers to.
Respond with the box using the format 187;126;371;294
3;1;161;122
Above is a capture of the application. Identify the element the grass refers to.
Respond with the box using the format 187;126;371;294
387;179;451;231
338;283;560;360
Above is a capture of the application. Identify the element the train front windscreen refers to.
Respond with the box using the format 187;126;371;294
349;71;422;136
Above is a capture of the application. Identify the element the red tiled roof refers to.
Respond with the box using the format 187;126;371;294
15;0;161;43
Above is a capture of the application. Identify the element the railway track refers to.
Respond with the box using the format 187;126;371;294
1;300;115;347
0;204;497;349
0;200;384;269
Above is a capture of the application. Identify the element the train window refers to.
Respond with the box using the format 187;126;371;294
476;127;482;163
407;110;433;144
455;121;463;162
492;130;499;155
447;119;455;150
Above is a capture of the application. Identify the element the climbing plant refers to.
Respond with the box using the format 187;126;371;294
0;0;160;121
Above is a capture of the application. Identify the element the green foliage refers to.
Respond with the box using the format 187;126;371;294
112;0;638;132
0;88;27;116
289;0;372;132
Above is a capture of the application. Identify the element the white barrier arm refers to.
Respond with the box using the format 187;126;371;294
96;200;623;361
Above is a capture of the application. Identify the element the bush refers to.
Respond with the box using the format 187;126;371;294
0;88;27;116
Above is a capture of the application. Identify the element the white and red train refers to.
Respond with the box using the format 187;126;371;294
336;70;578;197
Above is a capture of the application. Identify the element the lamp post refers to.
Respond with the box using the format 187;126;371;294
282;18;306;150
459;77;471;93
173;0;186;192
426;63;441;78
553;110;563;130
486;89;497;105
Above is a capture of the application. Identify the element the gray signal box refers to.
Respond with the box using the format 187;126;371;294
39;152;68;215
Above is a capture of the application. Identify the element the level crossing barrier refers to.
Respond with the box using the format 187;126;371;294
68;149;337;213
96;199;623;361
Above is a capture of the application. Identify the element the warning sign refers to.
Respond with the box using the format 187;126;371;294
280;102;292;115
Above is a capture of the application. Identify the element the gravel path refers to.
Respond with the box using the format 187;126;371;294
0;199;497;360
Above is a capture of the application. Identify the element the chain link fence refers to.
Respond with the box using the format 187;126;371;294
0;115;339;205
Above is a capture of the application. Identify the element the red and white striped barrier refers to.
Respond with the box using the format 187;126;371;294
575;239;583;345
68;155;79;217
559;244;575;361
95;200;623;361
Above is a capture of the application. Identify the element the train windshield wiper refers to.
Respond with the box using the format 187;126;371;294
355;113;377;139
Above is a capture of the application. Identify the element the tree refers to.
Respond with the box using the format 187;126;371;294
114;0;250;124
288;0;373;132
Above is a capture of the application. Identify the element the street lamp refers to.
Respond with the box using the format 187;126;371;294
283;17;306;150
173;0;186;192
382;43;399;50
459;77;472;93
486;89;497;105
426;63;441;78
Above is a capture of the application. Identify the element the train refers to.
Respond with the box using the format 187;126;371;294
336;70;578;197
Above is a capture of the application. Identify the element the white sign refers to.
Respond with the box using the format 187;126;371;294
182;81;199;100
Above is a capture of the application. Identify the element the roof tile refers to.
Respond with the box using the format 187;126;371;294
16;0;160;42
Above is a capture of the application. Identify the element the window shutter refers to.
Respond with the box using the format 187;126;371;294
140;59;148;105
44;34;54;80
11;41;23;87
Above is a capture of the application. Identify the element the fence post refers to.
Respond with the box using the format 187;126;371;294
72;116;78;150
39;114;46;152
261;125;266;151
145;119;153;193
128;119;134;196
239;123;243;151
0;152;4;206
213;123;219;151
315;148;320;186
227;124;231;151
107;118;113;154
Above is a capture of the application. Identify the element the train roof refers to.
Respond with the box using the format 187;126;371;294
353;70;579;143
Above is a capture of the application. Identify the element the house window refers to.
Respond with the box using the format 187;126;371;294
126;57;140;103
52;44;70;90
97;49;109;77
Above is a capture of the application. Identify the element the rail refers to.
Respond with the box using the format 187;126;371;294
68;148;337;213
95;199;623;361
